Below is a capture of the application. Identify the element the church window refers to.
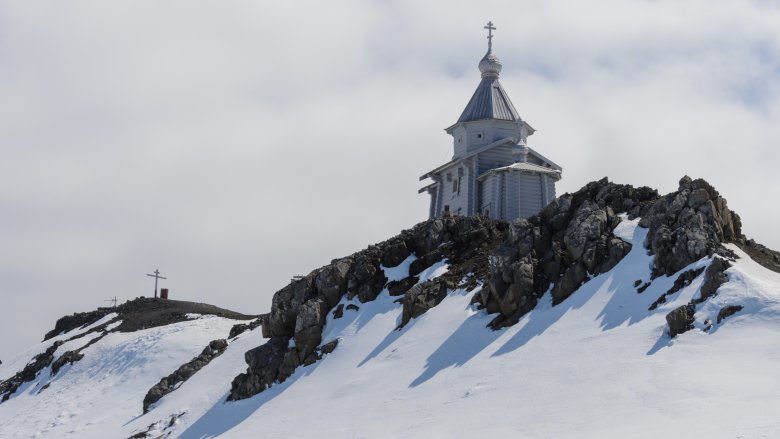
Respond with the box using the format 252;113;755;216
446;173;452;182
452;177;459;194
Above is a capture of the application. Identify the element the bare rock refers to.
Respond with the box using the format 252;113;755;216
697;258;731;303
666;303;696;337
717;305;743;323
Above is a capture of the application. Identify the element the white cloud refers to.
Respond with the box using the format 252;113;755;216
1;0;779;359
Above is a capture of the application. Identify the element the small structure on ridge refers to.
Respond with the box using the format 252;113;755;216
419;22;562;220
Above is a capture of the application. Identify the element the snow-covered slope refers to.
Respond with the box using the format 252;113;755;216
3;217;778;438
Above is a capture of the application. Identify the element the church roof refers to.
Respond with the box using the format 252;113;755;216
477;162;562;181
456;49;520;123
457;75;520;123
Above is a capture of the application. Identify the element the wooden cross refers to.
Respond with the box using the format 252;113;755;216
484;21;496;51
104;296;118;307
146;269;167;298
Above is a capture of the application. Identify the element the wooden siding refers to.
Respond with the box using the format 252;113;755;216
517;173;544;218
477;144;514;175
452;126;467;159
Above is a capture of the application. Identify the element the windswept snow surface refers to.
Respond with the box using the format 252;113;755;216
0;315;249;438
0;313;119;382
2;219;780;438
164;218;780;438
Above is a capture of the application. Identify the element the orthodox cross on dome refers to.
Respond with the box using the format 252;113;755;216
484;21;496;51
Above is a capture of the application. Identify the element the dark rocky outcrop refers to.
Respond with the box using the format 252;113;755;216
474;179;657;329
717;305;744;323
401;279;453;327
648;267;705;311
666;303;696;337
229;337;289;401
230;216;506;401
50;351;85;376
0;341;62;402
228;318;264;340
696;258;731;303
45;298;257;341
737;239;780;273
143;339;229;413
639;176;741;278
230;176;752;400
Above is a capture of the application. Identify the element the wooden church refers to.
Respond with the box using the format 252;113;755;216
419;23;562;221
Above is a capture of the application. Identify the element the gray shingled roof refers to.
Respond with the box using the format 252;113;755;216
457;77;520;123
477;162;562;181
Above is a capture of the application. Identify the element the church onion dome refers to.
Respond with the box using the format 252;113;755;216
478;50;502;78
456;49;519;123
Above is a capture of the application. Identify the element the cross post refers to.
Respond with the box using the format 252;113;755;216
146;269;167;298
484;21;496;51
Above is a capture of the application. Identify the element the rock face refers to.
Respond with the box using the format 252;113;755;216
717;305;744;323
473;178;658;328
143;339;229;412
639;176;741;277
230;176;751;401
229;216;506;401
0;341;62;402
228;318;264;339
648;267;705;311
697;258;732;303
50;351;85;376
667;303;696;337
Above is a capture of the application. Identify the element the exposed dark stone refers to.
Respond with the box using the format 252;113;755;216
666;303;696;337
639;176;742;277
648;267;705;311
633;279;642;288
45;298;257;341
717;305;744;323
320;339;338;355
400;279;450;327
637;282;651;293
551;263;588;305
387;276;419;296
409;249;445;277
228;318;264;339
736;239;780;273
478;178;650;328
50;351;85;376
228;337;289;401
229;177;747;402
315;258;352;309
332;304;345;319
143;339;229;412
294;299;327;360
380;239;411;268
1;341;62;402
346;304;360;312
696;258;731;303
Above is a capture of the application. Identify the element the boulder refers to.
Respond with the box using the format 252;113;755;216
666;303;696;337
401;280;450;327
228;337;289;401
717;305;743;323
697;258;731;303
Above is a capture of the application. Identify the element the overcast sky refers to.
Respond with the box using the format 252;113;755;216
1;0;779;360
